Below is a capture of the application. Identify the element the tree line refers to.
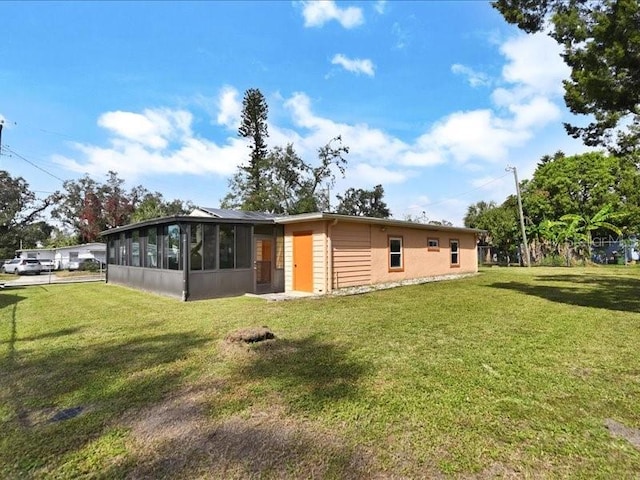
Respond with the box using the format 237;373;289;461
469;0;640;263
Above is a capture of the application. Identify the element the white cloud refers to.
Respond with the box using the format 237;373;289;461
451;64;491;88
373;0;386;14
216;85;241;129
500;33;569;96
331;54;375;77
347;163;407;185
53;108;246;178
300;1;364;28
97;109;192;150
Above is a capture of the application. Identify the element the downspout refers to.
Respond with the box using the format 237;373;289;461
181;224;189;301
327;218;338;293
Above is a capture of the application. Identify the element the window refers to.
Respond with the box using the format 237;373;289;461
389;236;403;271
119;233;127;266
190;224;203;271
108;238;116;265
450;239;460;267
131;230;140;267
146;227;158;268
203;224;217;270
427;237;440;251
275;234;284;269
219;225;252;269
219;225;235;269
165;224;181;270
236;226;251;268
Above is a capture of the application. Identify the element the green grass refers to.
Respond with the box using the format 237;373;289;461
1;267;640;478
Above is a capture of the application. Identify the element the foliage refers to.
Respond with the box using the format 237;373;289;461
523;150;637;232
0;170;55;258
223;137;349;214
560;204;623;258
464;198;519;255
493;0;640;151
336;184;390;218
2;268;640;477
53;171;191;242
130;192;193;223
233;88;270;211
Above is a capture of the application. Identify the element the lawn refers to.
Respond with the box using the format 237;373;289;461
1;267;639;478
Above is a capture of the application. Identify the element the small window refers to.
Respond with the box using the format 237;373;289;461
389;236;403;271
450;239;460;267
428;237;440;251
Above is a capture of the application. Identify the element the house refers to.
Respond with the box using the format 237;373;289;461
16;243;106;270
101;208;483;301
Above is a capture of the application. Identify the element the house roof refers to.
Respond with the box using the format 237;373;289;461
17;242;106;253
274;212;486;235
193;207;278;221
101;209;485;236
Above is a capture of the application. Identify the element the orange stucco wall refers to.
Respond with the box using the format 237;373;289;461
284;220;478;293
368;225;477;285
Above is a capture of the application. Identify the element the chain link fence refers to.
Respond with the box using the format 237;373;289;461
479;237;640;267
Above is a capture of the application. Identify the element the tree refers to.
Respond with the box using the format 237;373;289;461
131;192;193;222
493;0;640;151
336;184;391;218
561;204;623;259
0;170;55;258
523;151;624;226
463;197;520;257
52;171;155;241
464;200;498;230
235;88;270;211
223;136;349;214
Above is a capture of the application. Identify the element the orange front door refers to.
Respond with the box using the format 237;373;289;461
293;232;313;292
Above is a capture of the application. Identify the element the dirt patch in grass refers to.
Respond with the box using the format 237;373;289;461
121;380;376;479
225;326;276;344
605;419;640;450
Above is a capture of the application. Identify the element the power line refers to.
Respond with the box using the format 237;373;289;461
3;145;66;183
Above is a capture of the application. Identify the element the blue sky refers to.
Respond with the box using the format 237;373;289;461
1;1;591;225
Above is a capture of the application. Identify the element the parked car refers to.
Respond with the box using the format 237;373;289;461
39;260;55;271
69;258;106;272
1;258;21;274
2;258;43;275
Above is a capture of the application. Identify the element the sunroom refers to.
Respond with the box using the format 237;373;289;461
103;210;284;300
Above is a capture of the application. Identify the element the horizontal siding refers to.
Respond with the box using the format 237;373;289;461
332;224;371;289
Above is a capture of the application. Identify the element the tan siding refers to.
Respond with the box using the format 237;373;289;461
331;223;371;288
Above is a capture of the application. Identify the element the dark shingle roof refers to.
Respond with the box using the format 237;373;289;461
197;207;278;221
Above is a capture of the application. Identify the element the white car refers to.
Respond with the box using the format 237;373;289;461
2;258;42;275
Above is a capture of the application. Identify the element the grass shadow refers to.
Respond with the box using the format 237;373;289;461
0;327;210;477
231;335;370;414
490;274;640;313
0;289;25;310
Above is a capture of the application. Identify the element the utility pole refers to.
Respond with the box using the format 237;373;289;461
506;165;530;267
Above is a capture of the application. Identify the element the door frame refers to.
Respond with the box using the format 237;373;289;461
254;235;274;294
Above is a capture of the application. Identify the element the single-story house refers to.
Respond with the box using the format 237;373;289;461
16;243;106;270
101;208;483;301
